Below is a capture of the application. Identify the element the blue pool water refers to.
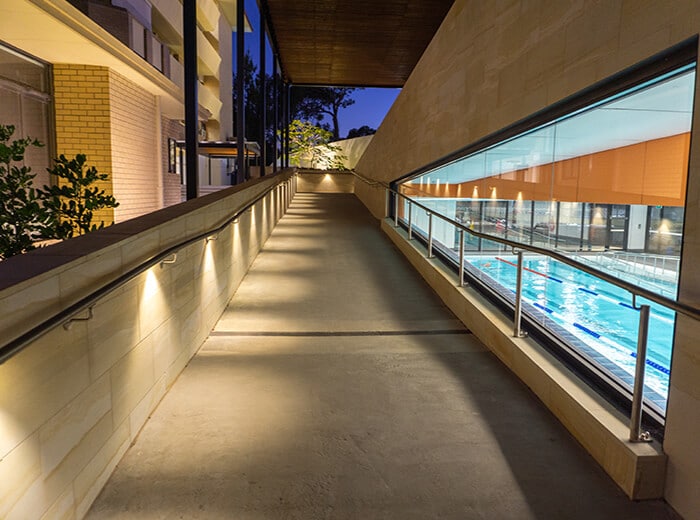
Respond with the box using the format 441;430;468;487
466;255;676;409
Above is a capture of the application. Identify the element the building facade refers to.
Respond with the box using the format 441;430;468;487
1;0;239;224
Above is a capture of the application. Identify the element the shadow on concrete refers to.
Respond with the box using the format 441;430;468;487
87;193;679;520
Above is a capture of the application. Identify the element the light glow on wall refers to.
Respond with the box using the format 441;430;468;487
143;269;160;301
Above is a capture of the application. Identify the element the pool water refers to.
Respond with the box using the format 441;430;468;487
466;255;676;408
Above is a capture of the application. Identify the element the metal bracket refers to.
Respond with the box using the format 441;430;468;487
632;293;641;310
160;253;177;267
63;306;94;330
632;430;653;443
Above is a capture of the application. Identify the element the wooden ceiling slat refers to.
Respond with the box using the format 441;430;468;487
264;0;454;87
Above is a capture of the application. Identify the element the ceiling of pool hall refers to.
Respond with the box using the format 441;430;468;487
412;69;696;185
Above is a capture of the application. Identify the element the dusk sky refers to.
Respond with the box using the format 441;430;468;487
241;0;400;139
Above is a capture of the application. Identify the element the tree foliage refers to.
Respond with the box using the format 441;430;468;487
40;154;119;239
233;54;363;158
291;87;360;141
232;52;278;163
346;125;376;138
0;125;50;259
287;120;347;170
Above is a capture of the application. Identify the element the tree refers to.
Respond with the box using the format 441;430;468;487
0;125;50;259
347;125;376;139
291;87;360;141
287;120;347;170
40;154;119;239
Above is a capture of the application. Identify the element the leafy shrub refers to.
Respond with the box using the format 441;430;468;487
40;154;119;239
0;125;50;259
0;124;120;259
286;120;348;170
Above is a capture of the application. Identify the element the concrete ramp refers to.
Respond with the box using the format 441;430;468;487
87;194;677;519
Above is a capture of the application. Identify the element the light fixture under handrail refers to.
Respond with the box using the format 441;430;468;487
0;171;297;365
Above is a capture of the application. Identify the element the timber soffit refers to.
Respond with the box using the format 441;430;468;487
262;0;455;87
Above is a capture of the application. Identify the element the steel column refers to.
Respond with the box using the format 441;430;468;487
258;12;266;177
427;213;434;258
394;193;399;227
235;0;246;184
272;58;279;173
459;230;465;287
183;0;198;199
630;304;652;442
284;83;290;167
514;251;525;337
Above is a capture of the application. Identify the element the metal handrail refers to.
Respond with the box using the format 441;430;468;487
350;170;388;189
389;189;700;321
0;173;296;365
350;170;699;441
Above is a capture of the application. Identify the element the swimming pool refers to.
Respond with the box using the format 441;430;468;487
465;255;676;412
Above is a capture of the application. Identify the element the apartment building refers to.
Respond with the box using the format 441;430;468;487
0;0;240;223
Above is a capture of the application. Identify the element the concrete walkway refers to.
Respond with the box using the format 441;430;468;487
87;193;678;519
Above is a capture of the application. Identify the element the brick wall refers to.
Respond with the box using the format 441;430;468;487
53;65;115;225
53;66;161;225
108;70;159;222
161;116;184;207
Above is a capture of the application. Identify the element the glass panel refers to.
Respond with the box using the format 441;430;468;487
588;204;608;250
0;45;51;186
558;202;583;251
647;207;684;256
609;204;629;250
0;45;47;92
21;96;51;187
399;64;696;416
532;201;555;248
0;86;21;127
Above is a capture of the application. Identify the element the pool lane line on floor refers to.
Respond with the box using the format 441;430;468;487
495;256;564;283
478;258;672;376
486;256;674;325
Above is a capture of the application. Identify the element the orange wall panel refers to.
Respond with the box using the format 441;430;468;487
412;133;691;207
642;133;689;205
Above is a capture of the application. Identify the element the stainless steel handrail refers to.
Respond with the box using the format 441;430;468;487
350;170;700;441
390;189;700;321
0;173;296;365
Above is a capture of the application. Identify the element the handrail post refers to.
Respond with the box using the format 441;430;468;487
459;229;465;287
630;304;652;442
514;250;525;337
394;192;399;227
427;212;434;258
408;202;413;240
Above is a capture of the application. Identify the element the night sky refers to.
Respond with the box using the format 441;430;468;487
241;0;400;139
